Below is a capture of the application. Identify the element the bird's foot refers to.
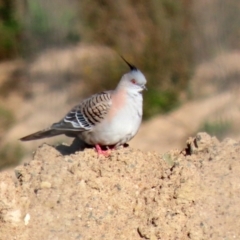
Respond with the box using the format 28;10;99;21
95;144;111;157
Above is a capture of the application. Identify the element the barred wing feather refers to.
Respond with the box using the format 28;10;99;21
62;91;112;131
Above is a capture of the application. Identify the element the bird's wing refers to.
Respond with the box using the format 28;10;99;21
52;91;112;131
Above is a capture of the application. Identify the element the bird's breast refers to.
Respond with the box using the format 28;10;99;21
80;91;143;146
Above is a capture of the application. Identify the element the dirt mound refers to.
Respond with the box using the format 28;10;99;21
1;132;240;239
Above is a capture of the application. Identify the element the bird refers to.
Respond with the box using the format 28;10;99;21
20;56;147;156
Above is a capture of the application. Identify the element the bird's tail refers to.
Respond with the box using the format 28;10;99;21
20;128;63;141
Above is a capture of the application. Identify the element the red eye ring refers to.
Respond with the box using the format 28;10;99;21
131;79;136;84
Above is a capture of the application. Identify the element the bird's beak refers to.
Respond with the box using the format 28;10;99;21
139;85;147;92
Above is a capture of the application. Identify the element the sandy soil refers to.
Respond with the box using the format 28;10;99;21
1;132;240;240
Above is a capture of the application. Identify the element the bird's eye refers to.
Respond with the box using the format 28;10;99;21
131;79;136;84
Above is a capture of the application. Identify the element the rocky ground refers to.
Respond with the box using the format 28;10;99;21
1;132;240;240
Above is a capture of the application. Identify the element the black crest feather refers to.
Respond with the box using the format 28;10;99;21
120;56;137;71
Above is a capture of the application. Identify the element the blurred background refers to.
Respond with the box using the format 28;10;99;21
1;0;240;169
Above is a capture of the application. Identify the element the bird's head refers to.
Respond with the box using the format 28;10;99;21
117;56;147;93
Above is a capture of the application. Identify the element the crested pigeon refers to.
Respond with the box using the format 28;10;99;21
20;57;147;156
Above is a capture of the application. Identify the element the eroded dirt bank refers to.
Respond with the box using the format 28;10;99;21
1;132;240;239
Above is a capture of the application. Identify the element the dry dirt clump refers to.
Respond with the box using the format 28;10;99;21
1;132;240;239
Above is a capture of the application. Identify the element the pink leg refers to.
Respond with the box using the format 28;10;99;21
95;144;111;157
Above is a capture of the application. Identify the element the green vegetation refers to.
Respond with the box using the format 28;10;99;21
200;119;232;140
0;105;15;130
0;0;21;60
0;105;23;170
23;0;80;53
143;89;179;119
0;143;24;169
